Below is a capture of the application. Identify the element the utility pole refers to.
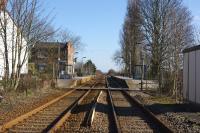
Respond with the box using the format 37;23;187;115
129;51;131;78
57;41;60;79
141;48;144;91
81;57;86;76
73;52;78;77
141;57;144;91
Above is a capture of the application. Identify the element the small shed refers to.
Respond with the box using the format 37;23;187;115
183;45;200;103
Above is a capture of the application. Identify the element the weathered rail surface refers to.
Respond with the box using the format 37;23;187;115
3;90;88;133
53;76;109;132
84;91;102;127
0;75;174;132
106;76;173;133
56;90;100;132
107;90;122;133
0;79;98;133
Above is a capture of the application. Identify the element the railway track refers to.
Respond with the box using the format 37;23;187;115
0;79;100;133
54;76;107;132
2;89;89;133
91;90;117;133
106;76;173;133
0;76;173;132
56;90;101;132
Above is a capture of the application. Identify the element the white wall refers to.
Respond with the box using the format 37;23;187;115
188;51;196;102
0;12;28;80
183;53;188;99
196;50;200;103
184;49;200;103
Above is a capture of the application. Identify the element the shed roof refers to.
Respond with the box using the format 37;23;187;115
183;45;200;53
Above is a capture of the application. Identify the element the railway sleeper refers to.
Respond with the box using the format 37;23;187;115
23;120;53;124
29;115;57;120
8;129;41;133
9;126;42;132
15;122;49;127
38;112;60;115
42;107;65;111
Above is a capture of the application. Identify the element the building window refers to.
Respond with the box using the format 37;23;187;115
38;64;46;72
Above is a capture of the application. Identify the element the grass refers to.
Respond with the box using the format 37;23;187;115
149;96;176;104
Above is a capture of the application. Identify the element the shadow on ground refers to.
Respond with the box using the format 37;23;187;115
145;103;200;115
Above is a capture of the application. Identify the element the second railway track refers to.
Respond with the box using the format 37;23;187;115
0;79;101;133
57;90;101;132
109;90;165;132
5;89;88;133
106;76;173;133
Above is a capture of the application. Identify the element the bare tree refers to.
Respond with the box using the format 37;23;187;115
56;29;83;52
115;0;143;77
113;50;124;66
140;0;194;94
115;0;194;97
0;0;55;90
165;4;194;98
194;26;200;45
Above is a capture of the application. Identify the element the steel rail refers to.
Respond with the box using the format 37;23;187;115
0;88;77;133
49;78;101;132
121;90;173;133
0;78;103;133
46;90;91;133
108;76;173;133
0;80;96;132
107;89;122;133
84;90;102;127
106;76;122;133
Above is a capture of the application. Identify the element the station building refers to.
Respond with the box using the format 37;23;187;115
30;42;75;79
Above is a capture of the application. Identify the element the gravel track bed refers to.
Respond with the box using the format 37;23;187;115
91;90;116;133
9;90;86;132
111;91;160;133
129;91;200;133
58;90;100;132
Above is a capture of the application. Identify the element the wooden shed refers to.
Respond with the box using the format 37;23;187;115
183;45;200;103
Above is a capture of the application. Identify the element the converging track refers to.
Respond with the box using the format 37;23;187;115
106;76;173;133
0;76;173;133
0;79;101;133
10;90;87;133
57;90;101;132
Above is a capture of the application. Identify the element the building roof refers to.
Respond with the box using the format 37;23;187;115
183;45;200;53
34;42;71;49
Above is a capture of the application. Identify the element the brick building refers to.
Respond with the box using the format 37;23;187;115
30;42;74;79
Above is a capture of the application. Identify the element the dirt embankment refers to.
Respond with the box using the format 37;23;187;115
0;88;68;125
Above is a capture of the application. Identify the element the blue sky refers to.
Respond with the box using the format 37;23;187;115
44;0;200;72
183;0;200;26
